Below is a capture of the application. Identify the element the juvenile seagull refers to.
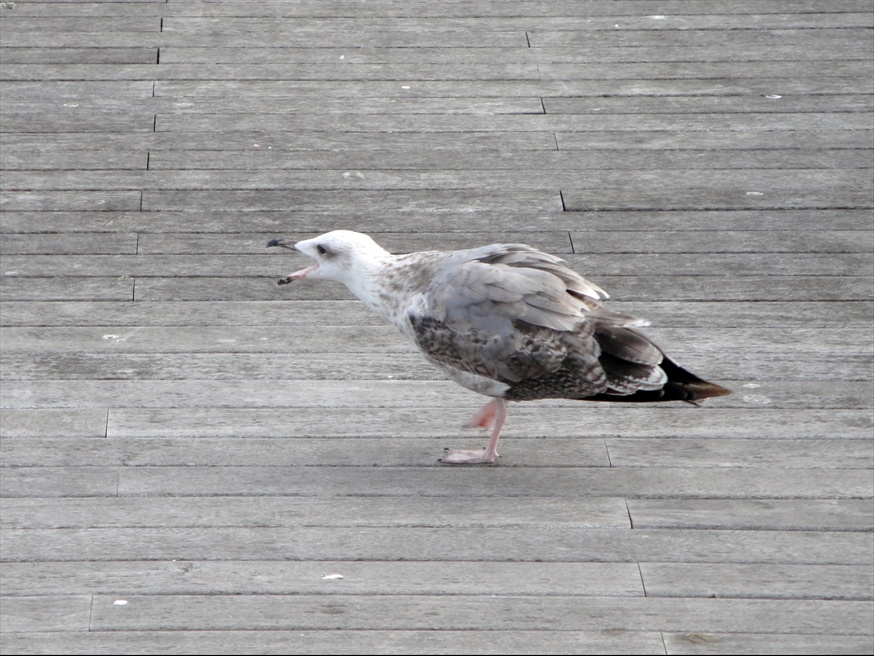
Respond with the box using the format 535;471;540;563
268;230;730;464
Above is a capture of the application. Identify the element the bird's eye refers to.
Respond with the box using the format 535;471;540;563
316;244;328;256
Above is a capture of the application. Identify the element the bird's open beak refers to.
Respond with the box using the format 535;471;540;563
267;239;319;284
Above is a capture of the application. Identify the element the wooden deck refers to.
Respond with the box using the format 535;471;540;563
1;1;873;653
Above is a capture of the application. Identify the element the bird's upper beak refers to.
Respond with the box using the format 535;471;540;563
267;239;319;284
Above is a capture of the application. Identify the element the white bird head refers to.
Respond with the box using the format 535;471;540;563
268;230;390;288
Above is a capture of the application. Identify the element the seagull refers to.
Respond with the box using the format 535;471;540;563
268;230;730;464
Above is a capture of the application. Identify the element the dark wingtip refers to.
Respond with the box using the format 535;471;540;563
266;239;283;248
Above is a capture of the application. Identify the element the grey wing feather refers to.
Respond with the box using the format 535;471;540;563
405;244;646;390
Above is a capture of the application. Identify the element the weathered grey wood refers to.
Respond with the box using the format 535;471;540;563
155;43;874;65
2;0;871;651
0;596;92;633
528;27;874;48
150;77;872;99
0;560;643;596
132;230;871;255
0;277;134;302
130;274;874;302
0;111;155;133
2;435;871;473
6;61;873;82
0;630;668;656
640;563;873;599
159;15;874;33
151;113;874;133
3;631;868;656
608;437;874;468
3;526;872;564
5;348;868;382
628;499;874;531
0;147;148;170
97;406;873;440
2;209;870;234
6;1;871;18
7;168;872;192
0;47;158;64
140;189;563;212
1;380;871;412
145;148;874;171
2;252;870;280
1;63;543;82
1;301;871;330
0;190;141;211
0;233;138;255
663;632;874;655
0;409;108;438
83;595;874;633
0;496;628;530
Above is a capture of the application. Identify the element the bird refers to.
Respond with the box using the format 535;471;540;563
268;230;730;464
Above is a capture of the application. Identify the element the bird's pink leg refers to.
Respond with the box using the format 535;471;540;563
465;398;499;429
440;398;507;465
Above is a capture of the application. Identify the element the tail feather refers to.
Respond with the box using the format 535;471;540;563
587;355;731;403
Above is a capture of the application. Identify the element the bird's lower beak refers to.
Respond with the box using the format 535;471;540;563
268;239;319;284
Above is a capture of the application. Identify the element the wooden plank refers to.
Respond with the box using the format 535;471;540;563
1;63;543;82
6;60;873;82
133;230;872;255
0;111;156;133
628;499;874;532
0;495;627;529
0;409;108;438
0;233;138;255
640;563;874;600
155;44;874;65
3;526;871;564
160;15;874;32
151;77;874;98
5;347;869;383
608;437;874;468
146;148;874;171
0;467;119;498
527;27;874;48
130;274;874;302
2;209;870;234
3;326;871;362
140;189;563;212
108;466;873;498
1;300;871;330
2;253;871;279
0;560;643;596
0;47;158;64
84;595;874;633
0;147;148;170
0;17;160;33
663;632;874;655
543;95;874;115
0;191;141;211
7;169;873;192
1;436;870;472
0;630;667;656
152;112;874;133
99;406;873;440
559;187;873;211
2;380;871;412
539;60;873;80
0;29;528;49
0;596;92;633
6;1;872;18
0;277;134;302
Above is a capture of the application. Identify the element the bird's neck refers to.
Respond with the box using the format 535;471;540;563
346;252;441;326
